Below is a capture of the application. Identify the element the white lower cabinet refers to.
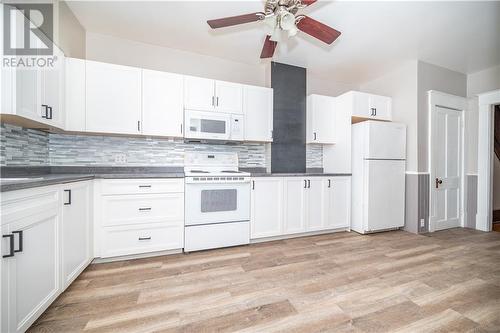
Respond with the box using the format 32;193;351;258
251;176;351;240
61;181;92;289
1;187;61;333
250;178;283;239
283;178;306;234
325;177;351;229
96;179;185;259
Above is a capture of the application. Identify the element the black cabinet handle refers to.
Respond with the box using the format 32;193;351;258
313;132;317;141
138;207;152;211
180;124;183;134
212;96;215;106
64;189;72;205
47;106;53;119
12;231;23;253
252;180;255;190
137;120;141;132
307;180;311;188
216;97;219;106
328;179;331;188
41;104;48;119
2;234;14;258
374;108;377;116
138;185;151;188
138;237;151;241
304;180;307;188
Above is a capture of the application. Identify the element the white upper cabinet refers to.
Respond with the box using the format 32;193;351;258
184;76;215;111
347;91;392;121
184;76;243;114
306;94;336;144
40;46;65;129
2;6;65;129
142;69;184;137
215;80;243;114
65;58;86;132
243;85;273;142
86;61;142;135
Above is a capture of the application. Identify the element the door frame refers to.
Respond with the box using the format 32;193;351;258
477;90;500;232
428;90;467;232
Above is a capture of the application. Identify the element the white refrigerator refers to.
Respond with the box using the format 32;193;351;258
351;121;407;234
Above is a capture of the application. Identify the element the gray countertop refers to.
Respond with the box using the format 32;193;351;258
0;166;184;192
0;166;351;192
249;173;352;177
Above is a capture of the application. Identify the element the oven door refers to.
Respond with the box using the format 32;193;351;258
185;181;250;226
184;110;231;140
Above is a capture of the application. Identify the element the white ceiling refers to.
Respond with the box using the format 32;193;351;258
66;1;500;84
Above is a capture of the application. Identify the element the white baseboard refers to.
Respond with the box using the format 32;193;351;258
92;248;183;263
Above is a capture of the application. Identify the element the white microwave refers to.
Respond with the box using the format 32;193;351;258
184;110;244;141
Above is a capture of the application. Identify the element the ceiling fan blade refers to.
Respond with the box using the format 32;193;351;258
301;0;318;6
296;16;341;44
260;35;277;59
207;12;264;29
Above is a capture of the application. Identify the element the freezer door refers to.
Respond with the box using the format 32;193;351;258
365;121;406;160
363;160;406;232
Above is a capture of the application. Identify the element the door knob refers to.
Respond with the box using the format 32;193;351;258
435;178;443;189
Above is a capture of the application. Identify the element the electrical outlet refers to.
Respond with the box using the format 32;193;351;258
114;153;127;164
420;219;425;228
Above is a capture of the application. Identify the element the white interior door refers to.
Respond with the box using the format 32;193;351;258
431;106;462;231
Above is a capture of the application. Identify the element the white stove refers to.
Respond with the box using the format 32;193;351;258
184;152;250;252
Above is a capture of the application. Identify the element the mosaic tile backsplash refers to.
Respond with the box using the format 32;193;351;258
1;123;323;169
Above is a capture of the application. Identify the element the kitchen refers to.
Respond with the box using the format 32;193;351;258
1;1;500;332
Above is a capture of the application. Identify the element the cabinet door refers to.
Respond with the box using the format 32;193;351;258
86;61;142;135
352;91;371;118
11;7;40;122
325;177;351;229
65;57;86;131
250;178;283;239
215;80;243;114
283;178;307;234
142;69;184;137
61;182;91;289
184;76;215;111
3;212;60;333
40;46;65;129
243;85;273;142
306;178;325;231
307;95;335;144
369;95;392;121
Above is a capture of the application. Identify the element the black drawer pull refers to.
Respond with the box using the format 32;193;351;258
3;234;14;258
328;179;331;188
64;189;72;205
138;237;151;241
138;207;152;211
12;230;23;253
138;185;152;188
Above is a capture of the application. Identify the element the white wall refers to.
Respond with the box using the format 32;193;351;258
466;65;500;210
85;32;356;95
86;32;269;86
58;1;86;59
360;60;419;171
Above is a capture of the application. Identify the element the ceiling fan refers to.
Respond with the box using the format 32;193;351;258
207;0;341;59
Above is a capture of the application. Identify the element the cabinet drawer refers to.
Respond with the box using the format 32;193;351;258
101;179;184;195
1;187;59;226
101;222;184;258
102;193;184;226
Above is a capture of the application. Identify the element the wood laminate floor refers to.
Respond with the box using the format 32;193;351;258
30;228;500;333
